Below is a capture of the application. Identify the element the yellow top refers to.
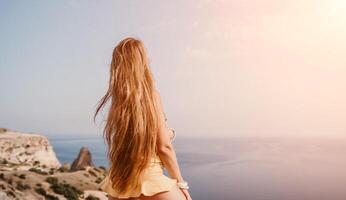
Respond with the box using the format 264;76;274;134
99;155;177;198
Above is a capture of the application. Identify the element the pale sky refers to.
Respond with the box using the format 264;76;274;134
1;0;345;138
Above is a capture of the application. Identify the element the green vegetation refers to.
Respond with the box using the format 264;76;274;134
18;174;26;179
33;160;40;166
49;168;55;175
15;181;31;191
6;190;16;198
1;159;8;164
93;167;101;173
88;170;97;177
51;183;83;200
29;168;48;175
57;166;69;173
35;186;59;200
0;173;5;180
45;177;83;200
35;187;46;195
95;177;103;184
86;195;100;200
45;194;60;200
45;177;58;185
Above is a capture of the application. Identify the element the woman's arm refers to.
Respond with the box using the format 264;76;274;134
154;91;185;183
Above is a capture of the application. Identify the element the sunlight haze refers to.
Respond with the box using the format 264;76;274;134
0;0;345;138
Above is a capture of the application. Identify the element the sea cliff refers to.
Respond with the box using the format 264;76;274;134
0;128;108;200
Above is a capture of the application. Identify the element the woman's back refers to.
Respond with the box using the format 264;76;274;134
94;37;191;200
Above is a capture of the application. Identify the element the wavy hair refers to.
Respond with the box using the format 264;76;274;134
94;37;159;194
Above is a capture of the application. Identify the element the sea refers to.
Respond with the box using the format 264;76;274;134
50;136;346;200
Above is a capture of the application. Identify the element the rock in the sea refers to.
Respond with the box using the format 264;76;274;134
71;147;95;171
0;130;61;169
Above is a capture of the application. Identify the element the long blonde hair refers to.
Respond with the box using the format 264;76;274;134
94;37;159;194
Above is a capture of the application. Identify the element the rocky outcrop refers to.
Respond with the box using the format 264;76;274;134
0;128;108;200
71;147;95;171
0;130;61;169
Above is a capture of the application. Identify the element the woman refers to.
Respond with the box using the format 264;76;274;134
94;37;192;200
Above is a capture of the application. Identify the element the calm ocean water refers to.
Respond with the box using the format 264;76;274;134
50;136;346;200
